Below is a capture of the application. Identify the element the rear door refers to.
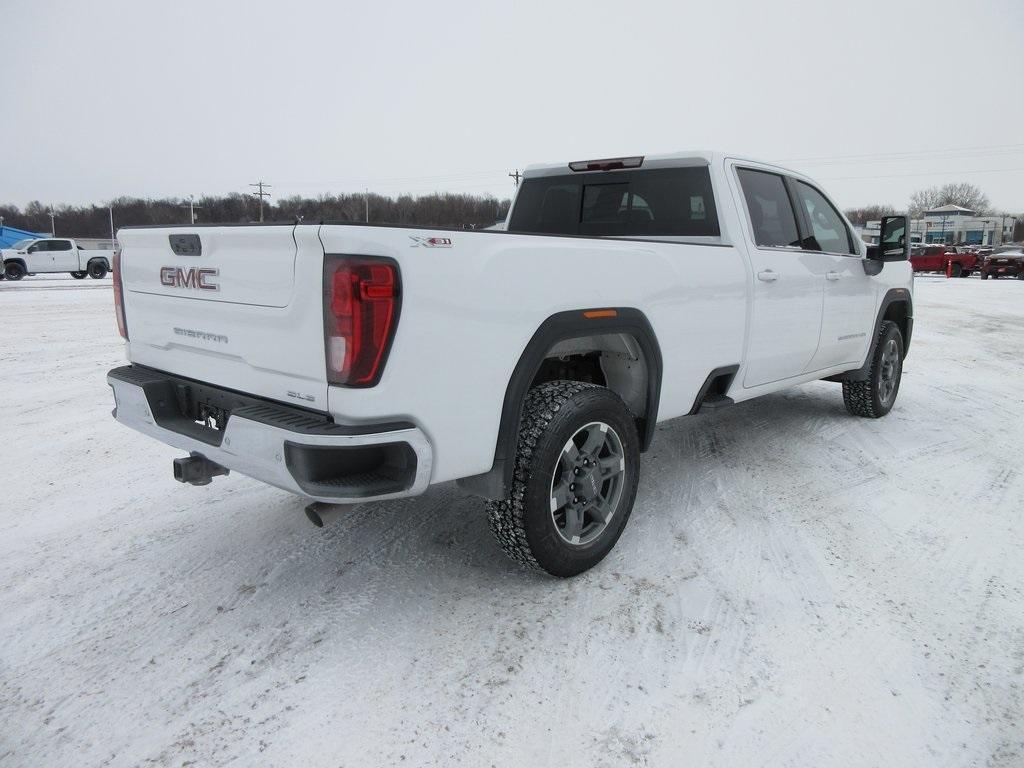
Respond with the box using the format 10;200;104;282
119;225;332;410
50;239;78;271
733;166;825;387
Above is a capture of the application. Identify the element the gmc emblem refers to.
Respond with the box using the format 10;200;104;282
160;266;219;291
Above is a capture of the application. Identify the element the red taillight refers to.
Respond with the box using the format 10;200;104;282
113;248;128;340
323;256;400;387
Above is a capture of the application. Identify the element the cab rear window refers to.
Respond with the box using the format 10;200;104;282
507;166;719;238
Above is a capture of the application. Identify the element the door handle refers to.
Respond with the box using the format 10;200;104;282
826;271;842;281
757;269;778;282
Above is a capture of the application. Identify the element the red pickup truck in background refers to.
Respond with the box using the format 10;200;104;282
910;245;979;277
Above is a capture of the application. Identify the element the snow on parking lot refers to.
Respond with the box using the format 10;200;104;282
1;275;1022;767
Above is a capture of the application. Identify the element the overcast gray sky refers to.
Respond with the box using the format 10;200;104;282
3;0;1023;212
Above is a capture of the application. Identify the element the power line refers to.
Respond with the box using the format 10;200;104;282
248;181;272;222
818;167;1024;182
783;142;1024;164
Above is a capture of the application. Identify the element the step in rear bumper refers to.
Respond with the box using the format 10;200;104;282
107;365;433;503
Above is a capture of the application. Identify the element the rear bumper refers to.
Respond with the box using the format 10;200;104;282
107;365;433;503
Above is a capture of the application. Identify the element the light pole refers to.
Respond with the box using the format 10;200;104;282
48;209;56;236
109;206;116;247
185;195;201;224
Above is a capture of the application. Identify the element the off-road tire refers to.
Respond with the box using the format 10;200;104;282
4;262;25;281
87;260;108;279
485;380;640;577
71;271;87;279
842;320;904;418
951;262;963;278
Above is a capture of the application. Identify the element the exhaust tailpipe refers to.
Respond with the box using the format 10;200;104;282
173;452;230;486
304;501;355;528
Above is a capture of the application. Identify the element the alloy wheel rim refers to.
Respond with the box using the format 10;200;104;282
549;421;626;547
878;339;900;405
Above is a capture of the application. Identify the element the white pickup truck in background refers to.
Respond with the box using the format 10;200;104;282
2;238;114;280
106;151;914;576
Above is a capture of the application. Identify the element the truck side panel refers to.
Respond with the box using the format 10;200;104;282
317;226;748;484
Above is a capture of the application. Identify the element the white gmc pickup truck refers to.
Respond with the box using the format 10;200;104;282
2;238;113;280
107;152;913;576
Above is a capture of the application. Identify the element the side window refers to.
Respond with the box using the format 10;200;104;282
51;240;73;251
737;168;801;248
29;240;50;252
793;182;854;254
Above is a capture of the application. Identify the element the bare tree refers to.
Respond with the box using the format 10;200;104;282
0;192;512;237
909;183;991;217
843;205;896;227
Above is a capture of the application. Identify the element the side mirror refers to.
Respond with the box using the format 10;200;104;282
873;216;910;262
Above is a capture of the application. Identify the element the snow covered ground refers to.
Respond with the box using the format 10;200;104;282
1;275;1022;767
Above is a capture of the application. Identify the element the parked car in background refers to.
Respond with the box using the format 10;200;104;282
909;244;978;277
981;246;1024;279
1;238;113;280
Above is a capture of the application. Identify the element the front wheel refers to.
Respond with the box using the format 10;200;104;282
486;381;640;577
4;262;26;281
70;271;87;279
951;262;963;278
87;260;108;279
842;320;904;418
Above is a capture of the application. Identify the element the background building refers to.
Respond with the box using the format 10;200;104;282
856;209;1017;246
921;205;1016;245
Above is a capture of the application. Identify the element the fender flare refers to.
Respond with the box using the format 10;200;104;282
458;307;663;500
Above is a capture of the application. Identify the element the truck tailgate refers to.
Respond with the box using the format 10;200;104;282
118;225;330;409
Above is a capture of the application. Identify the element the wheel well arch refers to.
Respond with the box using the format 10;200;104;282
87;256;110;268
4;257;27;269
882;298;910;351
457;307;662;500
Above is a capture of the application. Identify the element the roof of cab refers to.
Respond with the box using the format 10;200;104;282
522;150;801;179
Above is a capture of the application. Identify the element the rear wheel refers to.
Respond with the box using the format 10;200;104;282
842;320;904;418
87;260;108;279
4;262;26;281
70;271;87;279
485;380;640;577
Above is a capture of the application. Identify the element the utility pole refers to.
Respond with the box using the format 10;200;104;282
182;194;202;224
48;209;56;236
249;181;272;222
508;169;523;187
109;206;116;247
365;188;370;223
